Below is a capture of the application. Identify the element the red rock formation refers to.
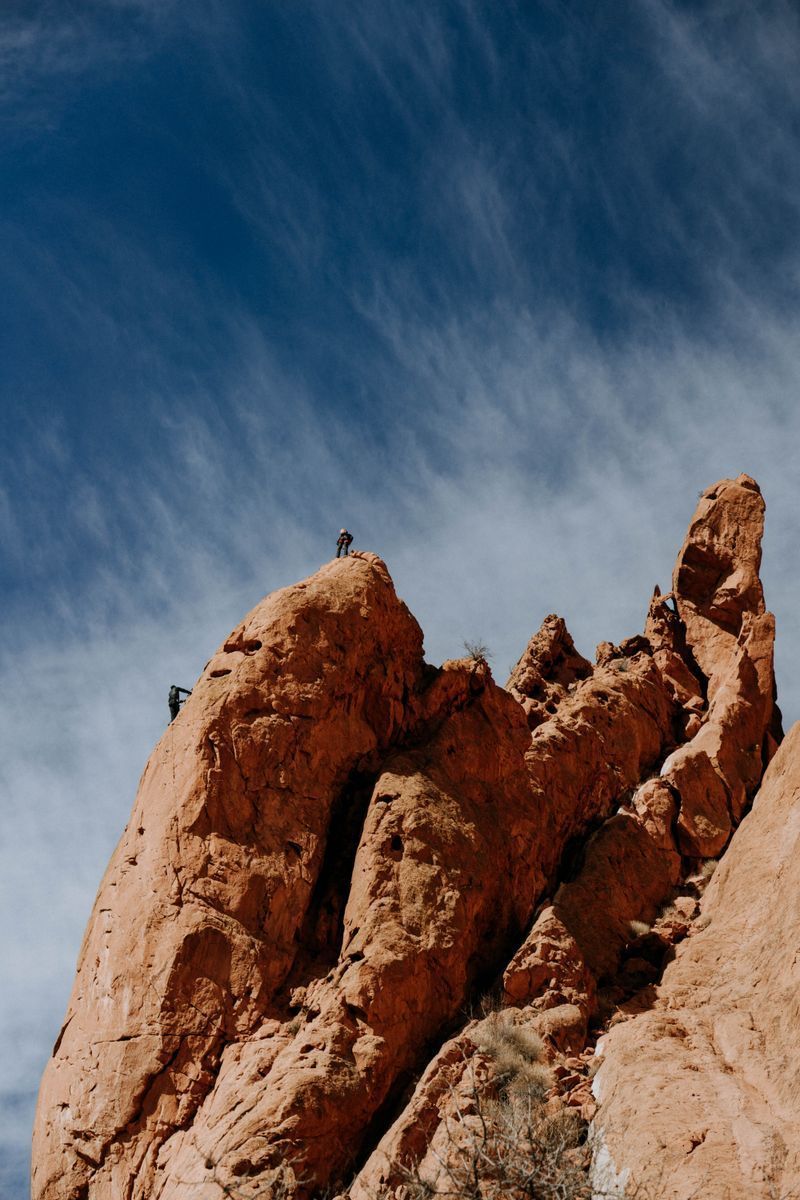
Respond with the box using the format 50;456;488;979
33;554;430;1200
32;478;782;1200
591;723;800;1200
148;667;538;1195
351;478;780;1199
673;474;767;695
507;614;592;729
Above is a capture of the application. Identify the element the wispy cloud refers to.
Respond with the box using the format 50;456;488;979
3;3;800;1197
0;0;240;151
6;277;800;1190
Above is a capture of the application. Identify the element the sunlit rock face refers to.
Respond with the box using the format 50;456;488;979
591;724;800;1200
32;478;786;1200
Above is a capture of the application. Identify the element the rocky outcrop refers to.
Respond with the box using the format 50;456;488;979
32;477;782;1200
507;614;592;730
660;475;781;857
32;554;432;1200
591;723;800;1200
350;477;781;1199
146;668;539;1196
673;474;769;695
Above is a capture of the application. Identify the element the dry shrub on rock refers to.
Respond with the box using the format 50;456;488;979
463;640;491;664
387;1019;595;1200
474;1010;553;1101
394;1073;592;1200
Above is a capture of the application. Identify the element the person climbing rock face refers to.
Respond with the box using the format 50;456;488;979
336;528;353;558
168;685;192;723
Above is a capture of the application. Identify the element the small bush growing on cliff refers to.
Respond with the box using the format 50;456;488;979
385;1018;597;1200
463;639;491;664
477;982;505;1017
697;857;718;883
394;1069;592;1200
474;1010;553;1101
196;1020;651;1200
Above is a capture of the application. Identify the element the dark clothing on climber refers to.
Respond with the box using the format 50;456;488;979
168;685;192;723
336;529;353;558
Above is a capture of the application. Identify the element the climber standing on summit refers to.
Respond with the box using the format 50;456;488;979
336;528;353;558
168;685;192;723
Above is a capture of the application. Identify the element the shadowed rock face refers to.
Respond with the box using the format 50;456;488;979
32;479;786;1200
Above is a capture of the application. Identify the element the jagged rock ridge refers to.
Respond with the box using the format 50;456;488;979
32;475;789;1200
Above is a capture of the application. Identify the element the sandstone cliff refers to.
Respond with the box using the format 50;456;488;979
32;475;789;1200
591;722;800;1199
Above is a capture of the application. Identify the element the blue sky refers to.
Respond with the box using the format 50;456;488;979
2;2;800;1196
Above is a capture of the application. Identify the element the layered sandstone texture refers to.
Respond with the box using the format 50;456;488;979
32;476;785;1200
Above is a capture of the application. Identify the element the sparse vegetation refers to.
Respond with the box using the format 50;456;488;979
697;857;718;883
627;920;651;939
474;1010;553;1101
463;639;491;664
655;897;681;923
392;1065;594;1200
190;934;729;1200
477;982;505;1017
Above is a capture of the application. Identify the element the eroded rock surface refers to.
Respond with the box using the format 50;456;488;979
350;478;780;1199
33;478;784;1200
673;474;768;694
150;669;538;1195
507;614;592;730
33;554;432;1200
591;723;800;1200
